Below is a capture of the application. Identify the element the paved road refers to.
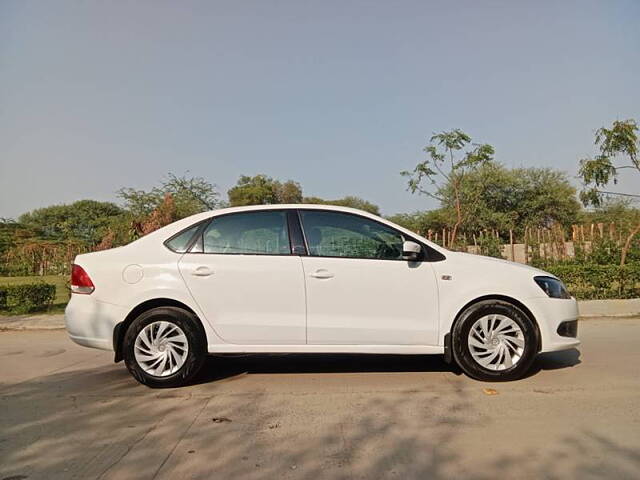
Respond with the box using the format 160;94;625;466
1;319;639;480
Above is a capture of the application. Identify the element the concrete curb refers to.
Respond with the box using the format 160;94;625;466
577;298;640;318
579;313;640;319
1;299;638;331
0;314;66;331
0;325;67;331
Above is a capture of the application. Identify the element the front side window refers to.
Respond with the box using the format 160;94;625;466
299;210;404;260
202;211;291;255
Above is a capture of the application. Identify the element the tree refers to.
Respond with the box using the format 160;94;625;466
303;196;380;215
438;163;580;234
402;129;494;247
96;194;182;250
118;173;222;219
578;119;640;265
18;200;124;245
227;174;302;206
0;219;33;274
385;209;450;236
276;180;304;204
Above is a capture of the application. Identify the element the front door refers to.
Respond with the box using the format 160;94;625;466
179;210;306;345
298;209;439;345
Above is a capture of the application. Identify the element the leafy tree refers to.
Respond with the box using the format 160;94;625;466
18;200;124;245
0;219;22;253
579;119;639;206
97;194;183;249
580;199;640;226
579;119;640;265
118;173;222;219
385;209;449;235
438;163;580;235
402;129;494;247
0;219;32;274
228;174;303;206
303;196;380;215
277;180;305;204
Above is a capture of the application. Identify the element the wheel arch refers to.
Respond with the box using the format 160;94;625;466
113;298;205;363
448;294;541;355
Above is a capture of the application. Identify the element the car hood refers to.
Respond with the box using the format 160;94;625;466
447;251;557;279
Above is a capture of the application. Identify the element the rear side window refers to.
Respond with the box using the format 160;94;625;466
202;211;291;255
165;224;200;253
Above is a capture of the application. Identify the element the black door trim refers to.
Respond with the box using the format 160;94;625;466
287;209;308;256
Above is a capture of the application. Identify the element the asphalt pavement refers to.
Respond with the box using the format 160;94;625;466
1;318;639;479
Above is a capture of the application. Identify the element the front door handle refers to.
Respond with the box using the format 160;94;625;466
191;266;213;277
310;269;334;279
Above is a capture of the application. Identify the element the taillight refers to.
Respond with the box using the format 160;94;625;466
71;264;95;294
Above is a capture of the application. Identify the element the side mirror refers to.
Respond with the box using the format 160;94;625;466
402;240;422;261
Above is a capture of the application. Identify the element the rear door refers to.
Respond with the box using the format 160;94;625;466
298;209;439;345
178;209;306;345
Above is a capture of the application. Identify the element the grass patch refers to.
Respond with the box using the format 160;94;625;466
0;275;69;314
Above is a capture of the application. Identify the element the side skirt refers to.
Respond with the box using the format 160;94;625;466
206;344;445;355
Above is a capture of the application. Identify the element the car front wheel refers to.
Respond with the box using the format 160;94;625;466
123;307;206;388
452;300;539;382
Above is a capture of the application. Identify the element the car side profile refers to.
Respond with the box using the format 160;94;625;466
65;204;580;387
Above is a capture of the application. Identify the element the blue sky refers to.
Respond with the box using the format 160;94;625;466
1;0;639;219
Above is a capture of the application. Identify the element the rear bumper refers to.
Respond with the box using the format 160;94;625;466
65;295;127;352
525;296;580;353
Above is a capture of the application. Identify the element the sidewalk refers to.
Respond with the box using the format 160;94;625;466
0;314;65;331
1;299;639;331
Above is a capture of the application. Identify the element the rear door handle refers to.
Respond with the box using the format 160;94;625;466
310;269;334;279
191;266;213;277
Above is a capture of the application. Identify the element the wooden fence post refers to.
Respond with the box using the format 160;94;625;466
509;229;515;261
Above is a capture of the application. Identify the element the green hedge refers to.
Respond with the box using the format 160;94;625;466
0;283;56;314
541;263;640;300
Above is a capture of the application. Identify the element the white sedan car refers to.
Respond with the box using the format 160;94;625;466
66;204;579;387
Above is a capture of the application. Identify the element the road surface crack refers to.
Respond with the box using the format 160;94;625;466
95;420;161;480
151;398;211;480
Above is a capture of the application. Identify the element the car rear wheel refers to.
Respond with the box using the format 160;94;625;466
452;300;538;382
123;307;206;388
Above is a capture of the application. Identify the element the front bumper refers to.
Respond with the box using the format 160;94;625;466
525;296;581;353
65;294;127;351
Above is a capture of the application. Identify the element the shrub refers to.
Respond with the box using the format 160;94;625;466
541;263;640;300
0;283;56;314
477;233;504;259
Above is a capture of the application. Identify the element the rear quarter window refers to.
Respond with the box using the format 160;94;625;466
165;224;201;253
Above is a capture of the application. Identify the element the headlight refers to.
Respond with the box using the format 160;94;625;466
534;276;571;299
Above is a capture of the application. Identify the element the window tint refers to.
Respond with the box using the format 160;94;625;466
165;224;200;253
202;211;291;255
300;210;404;260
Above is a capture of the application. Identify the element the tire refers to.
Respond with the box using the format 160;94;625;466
123;307;207;388
451;300;539;382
